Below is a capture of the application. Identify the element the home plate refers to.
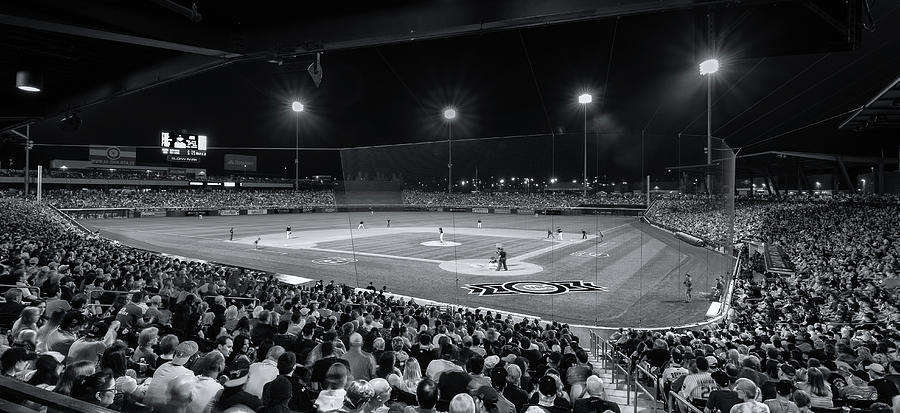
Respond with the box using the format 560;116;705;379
439;259;543;276
421;241;462;247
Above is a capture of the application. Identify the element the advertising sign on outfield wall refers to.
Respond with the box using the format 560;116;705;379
472;208;489;213
247;209;268;215
517;209;535;215
494;208;511;214
219;210;239;216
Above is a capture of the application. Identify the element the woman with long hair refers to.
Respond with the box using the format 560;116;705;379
55;360;96;396
131;327;159;368
402;358;422;392
36;309;65;353
10;306;41;341
796;367;832;408
71;372;117;408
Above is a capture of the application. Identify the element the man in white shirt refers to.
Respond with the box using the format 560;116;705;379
244;345;285;398
145;341;199;410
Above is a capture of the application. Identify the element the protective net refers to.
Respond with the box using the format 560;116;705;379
329;133;736;327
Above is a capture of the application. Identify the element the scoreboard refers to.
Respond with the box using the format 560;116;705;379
161;132;207;157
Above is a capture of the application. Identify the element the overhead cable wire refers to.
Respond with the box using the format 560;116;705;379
727;27;900;140
374;47;431;119
715;53;830;137
739;106;862;151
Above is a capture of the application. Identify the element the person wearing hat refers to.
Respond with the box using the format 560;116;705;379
502;364;529;413
473;383;515;413
573;375;620;413
730;378;768;413
706;371;741;413
145;340;200;410
840;369;877;401
342;332;377;381
533;375;570;413
866;363;900;405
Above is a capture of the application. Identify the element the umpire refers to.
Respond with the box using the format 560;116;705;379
496;247;508;271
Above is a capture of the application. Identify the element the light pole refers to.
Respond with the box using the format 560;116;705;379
443;107;456;194
578;93;592;198
699;58;719;194
291;100;304;191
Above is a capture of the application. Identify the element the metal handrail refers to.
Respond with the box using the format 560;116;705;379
0;284;40;298
611;349;631;405
667;391;704;413
633;363;659;413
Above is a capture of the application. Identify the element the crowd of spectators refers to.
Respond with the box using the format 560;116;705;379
43;189;336;210
402;191;645;208
626;193;900;413
0;196;620;413
36;189;647;210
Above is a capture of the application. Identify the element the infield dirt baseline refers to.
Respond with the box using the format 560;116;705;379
236;224;619;277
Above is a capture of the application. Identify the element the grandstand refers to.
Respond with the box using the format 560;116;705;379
2;1;900;413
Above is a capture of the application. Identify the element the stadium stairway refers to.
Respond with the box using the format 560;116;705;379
588;334;661;413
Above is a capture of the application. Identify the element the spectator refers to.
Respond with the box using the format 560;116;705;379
190;350;226;413
730;378;769;413
707;371;741;413
343;332;377;380
573;375;620;413
146;340;200;409
72;371;117;408
763;380;798;413
244;345;285;399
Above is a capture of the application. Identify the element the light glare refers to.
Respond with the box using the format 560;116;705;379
291;101;304;112
443;108;456;120
578;93;592;104
699;59;720;75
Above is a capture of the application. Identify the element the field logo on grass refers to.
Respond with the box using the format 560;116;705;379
463;280;606;296
312;257;359;265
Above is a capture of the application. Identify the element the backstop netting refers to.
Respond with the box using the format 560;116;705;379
334;133;735;328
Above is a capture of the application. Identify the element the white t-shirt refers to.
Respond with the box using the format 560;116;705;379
189;376;224;413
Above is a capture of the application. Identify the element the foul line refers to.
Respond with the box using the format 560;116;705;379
300;247;443;264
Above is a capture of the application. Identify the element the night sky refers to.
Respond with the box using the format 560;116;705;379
15;2;900;183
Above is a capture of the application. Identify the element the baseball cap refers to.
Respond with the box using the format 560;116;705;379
538;375;557;396
349;333;363;346
867;363;885;376
473;385;499;404
172;341;199;365
484;355;500;371
706;356;719;369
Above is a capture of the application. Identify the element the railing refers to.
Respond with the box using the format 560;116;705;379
0;284;40;299
0;376;117;413
633;363;659;413
202;295;260;307
611;348;632;405
667;391;704;413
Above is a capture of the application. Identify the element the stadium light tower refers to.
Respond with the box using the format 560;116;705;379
443;107;456;194
699;58;718;194
291;100;304;191
578;93;592;198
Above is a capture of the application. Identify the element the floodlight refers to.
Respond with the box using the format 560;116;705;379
578;93;592;104
443;108;456;120
291;101;304;112
699;59;719;75
16;70;41;92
